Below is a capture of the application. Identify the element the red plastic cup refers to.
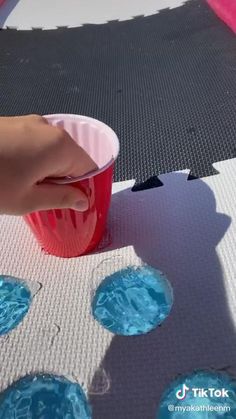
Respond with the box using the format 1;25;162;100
23;114;120;258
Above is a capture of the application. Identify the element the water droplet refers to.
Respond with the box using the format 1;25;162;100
0;275;31;335
0;374;92;418
92;265;173;336
157;370;236;418
89;368;110;395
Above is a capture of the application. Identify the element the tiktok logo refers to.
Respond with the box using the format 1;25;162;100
176;384;190;400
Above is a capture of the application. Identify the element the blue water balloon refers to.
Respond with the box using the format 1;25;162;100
92;265;173;335
157;370;236;418
0;374;92;419
0;275;31;335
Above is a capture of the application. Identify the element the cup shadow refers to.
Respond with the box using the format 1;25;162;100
0;0;20;27
89;172;235;419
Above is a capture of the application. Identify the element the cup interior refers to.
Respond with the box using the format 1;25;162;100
44;114;119;183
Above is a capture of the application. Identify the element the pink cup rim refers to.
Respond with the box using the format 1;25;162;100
43;113;120;184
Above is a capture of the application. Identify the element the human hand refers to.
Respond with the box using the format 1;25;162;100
0;115;97;215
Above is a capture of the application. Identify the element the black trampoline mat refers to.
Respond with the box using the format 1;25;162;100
0;0;236;182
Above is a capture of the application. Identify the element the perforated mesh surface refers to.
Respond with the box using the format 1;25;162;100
0;0;236;181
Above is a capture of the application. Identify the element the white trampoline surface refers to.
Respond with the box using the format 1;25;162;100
0;0;187;30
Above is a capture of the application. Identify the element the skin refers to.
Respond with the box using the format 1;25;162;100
0;115;98;215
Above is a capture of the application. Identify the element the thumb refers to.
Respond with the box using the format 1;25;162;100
25;184;89;213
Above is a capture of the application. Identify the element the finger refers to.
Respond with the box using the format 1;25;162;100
23;184;89;213
17;114;48;125
27;114;48;124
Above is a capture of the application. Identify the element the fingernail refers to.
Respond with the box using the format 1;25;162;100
72;200;89;212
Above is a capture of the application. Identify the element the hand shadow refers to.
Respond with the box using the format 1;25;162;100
89;172;235;419
0;0;20;27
